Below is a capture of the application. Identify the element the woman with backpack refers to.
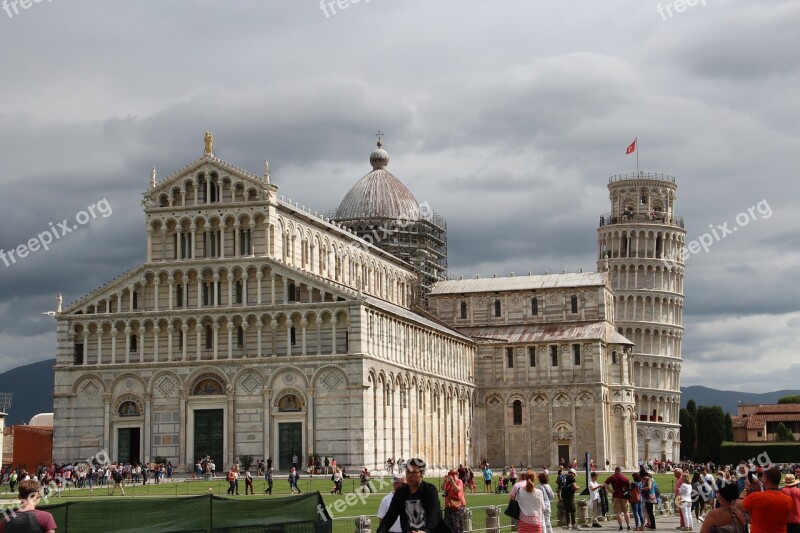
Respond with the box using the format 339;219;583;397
631;472;645;531
640;469;657;530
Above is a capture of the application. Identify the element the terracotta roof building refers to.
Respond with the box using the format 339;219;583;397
731;403;800;442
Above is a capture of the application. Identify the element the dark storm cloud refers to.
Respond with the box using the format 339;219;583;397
0;0;798;390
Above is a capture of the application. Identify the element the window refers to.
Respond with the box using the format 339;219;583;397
531;297;538;315
506;347;514;368
288;283;296;302
236;280;243;304
550;345;558;367
571;295;578;313
757;431;763;438
178;329;183;350
460;301;467;319
611;350;617;364
74;343;84;365
344;331;349;352
573;344;581;365
290;327;296;346
130;334;138;353
237;326;244;348
175;284;183;308
132;291;138;310
528;346;536;367
513;400;523;425
205;325;213;349
494;299;502;317
203;283;211;306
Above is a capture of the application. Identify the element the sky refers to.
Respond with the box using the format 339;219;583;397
0;0;798;393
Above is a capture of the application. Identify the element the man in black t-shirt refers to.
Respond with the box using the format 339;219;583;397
377;458;443;533
561;468;580;530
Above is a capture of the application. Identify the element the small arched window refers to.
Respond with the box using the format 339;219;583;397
237;325;244;348
460;301;468;319
288;283;297;302
571;295;578;314
494;299;502;317
611;350;617;364
531;297;538;315
512;400;523;425
205;325;213;349
130;334;138;353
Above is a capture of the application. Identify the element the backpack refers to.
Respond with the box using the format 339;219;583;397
5;510;41;533
112;470;122;483
227;471;235;482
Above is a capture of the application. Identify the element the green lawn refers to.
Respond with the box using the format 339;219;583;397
24;472;679;519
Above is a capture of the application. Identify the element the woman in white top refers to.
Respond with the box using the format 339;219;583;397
679;473;694;531
511;468;545;533
537;472;555;533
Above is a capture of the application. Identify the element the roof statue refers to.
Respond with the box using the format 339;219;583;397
263;159;270;183
203;131;214;156
42;292;62;318
150;167;157;188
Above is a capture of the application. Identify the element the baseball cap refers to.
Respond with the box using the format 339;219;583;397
393;474;404;482
569;468;577;474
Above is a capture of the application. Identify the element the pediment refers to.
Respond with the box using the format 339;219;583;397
144;154;276;203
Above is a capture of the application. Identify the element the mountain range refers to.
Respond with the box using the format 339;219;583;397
1;359;797;425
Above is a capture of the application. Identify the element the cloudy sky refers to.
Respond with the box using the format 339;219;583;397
0;0;797;393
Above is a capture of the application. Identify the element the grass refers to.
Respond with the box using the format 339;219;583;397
24;472;679;519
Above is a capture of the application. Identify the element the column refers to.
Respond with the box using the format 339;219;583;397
179;388;187;468
220;225;226;258
301;319;307;355
116;293;121;313
153;280;160;312
182;325;189;361
213;276;221;307
227;325;233;359
233;224;240;257
161;228;167;262
264;223;271;258
167;327;173;362
144;394;152;463
124;327;131;364
306;389;315;456
82;332;89;366
240;324;248;357
316;323;322;355
111;331;117;364
194;179;199;205
263;390;271;463
227;389;235;467
168;279;174;310
228;278;233;307
256;323;263;358
103;394;112;452
270;320;277;356
213;325;220;360
146;230;153;263
97;331;103;365
153;326;160;363
331;320;337;354
243;276;248;306
196;280;202;308
270;273;276;304
286;323;292;356
256;272;262;305
195;325;202;361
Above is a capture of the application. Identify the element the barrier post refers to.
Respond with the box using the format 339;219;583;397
486;506;500;533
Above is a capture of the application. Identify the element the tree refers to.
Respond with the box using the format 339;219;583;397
680;408;696;459
687;400;697;417
696;405;726;463
239;455;254;471
775;423;796;442
778;395;800;404
724;413;734;441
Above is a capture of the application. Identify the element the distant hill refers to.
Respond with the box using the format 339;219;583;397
681;385;800;416
0;358;55;425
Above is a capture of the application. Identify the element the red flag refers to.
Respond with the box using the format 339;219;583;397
626;139;637;155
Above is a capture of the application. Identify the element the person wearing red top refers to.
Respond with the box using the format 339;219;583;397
443;468;466;533
0;480;57;533
781;473;800;533
740;467;793;533
605;467;631;531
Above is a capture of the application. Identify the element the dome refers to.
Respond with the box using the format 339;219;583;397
335;143;420;220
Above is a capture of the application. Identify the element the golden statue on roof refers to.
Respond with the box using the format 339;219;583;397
203;131;214;156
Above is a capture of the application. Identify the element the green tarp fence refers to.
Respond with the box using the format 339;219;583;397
39;492;331;533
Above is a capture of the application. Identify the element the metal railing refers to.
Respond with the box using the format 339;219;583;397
599;213;685;229
608;173;676;183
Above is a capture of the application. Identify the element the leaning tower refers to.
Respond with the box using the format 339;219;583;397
597;173;686;463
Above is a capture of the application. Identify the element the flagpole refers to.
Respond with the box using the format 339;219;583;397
636;137;640;176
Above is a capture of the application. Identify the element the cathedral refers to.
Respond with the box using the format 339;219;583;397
52;134;684;472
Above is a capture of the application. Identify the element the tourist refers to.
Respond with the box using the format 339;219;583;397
691;473;703;521
509;466;518;486
289;467;301;494
589;471;604;528
630;472;644;531
0;480;57;533
510;468;545;533
605;466;631;531
697;481;746;533
264;467;273;495
226;466;237;495
674;468;685;530
561;468;580;530
110;465;125;496
442;468;466;533
640;469;656;530
377;474;405;533
377;458;443;533
360;468;373;493
781;473;800;533
483;464;493;493
678;473;693;531
537;472;555;533
333;467;343;495
740;466;792;533
245;468;254;495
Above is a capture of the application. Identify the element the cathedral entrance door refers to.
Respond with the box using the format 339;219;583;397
118;428;141;464
278;422;302;471
194;409;224;472
558;444;570;467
